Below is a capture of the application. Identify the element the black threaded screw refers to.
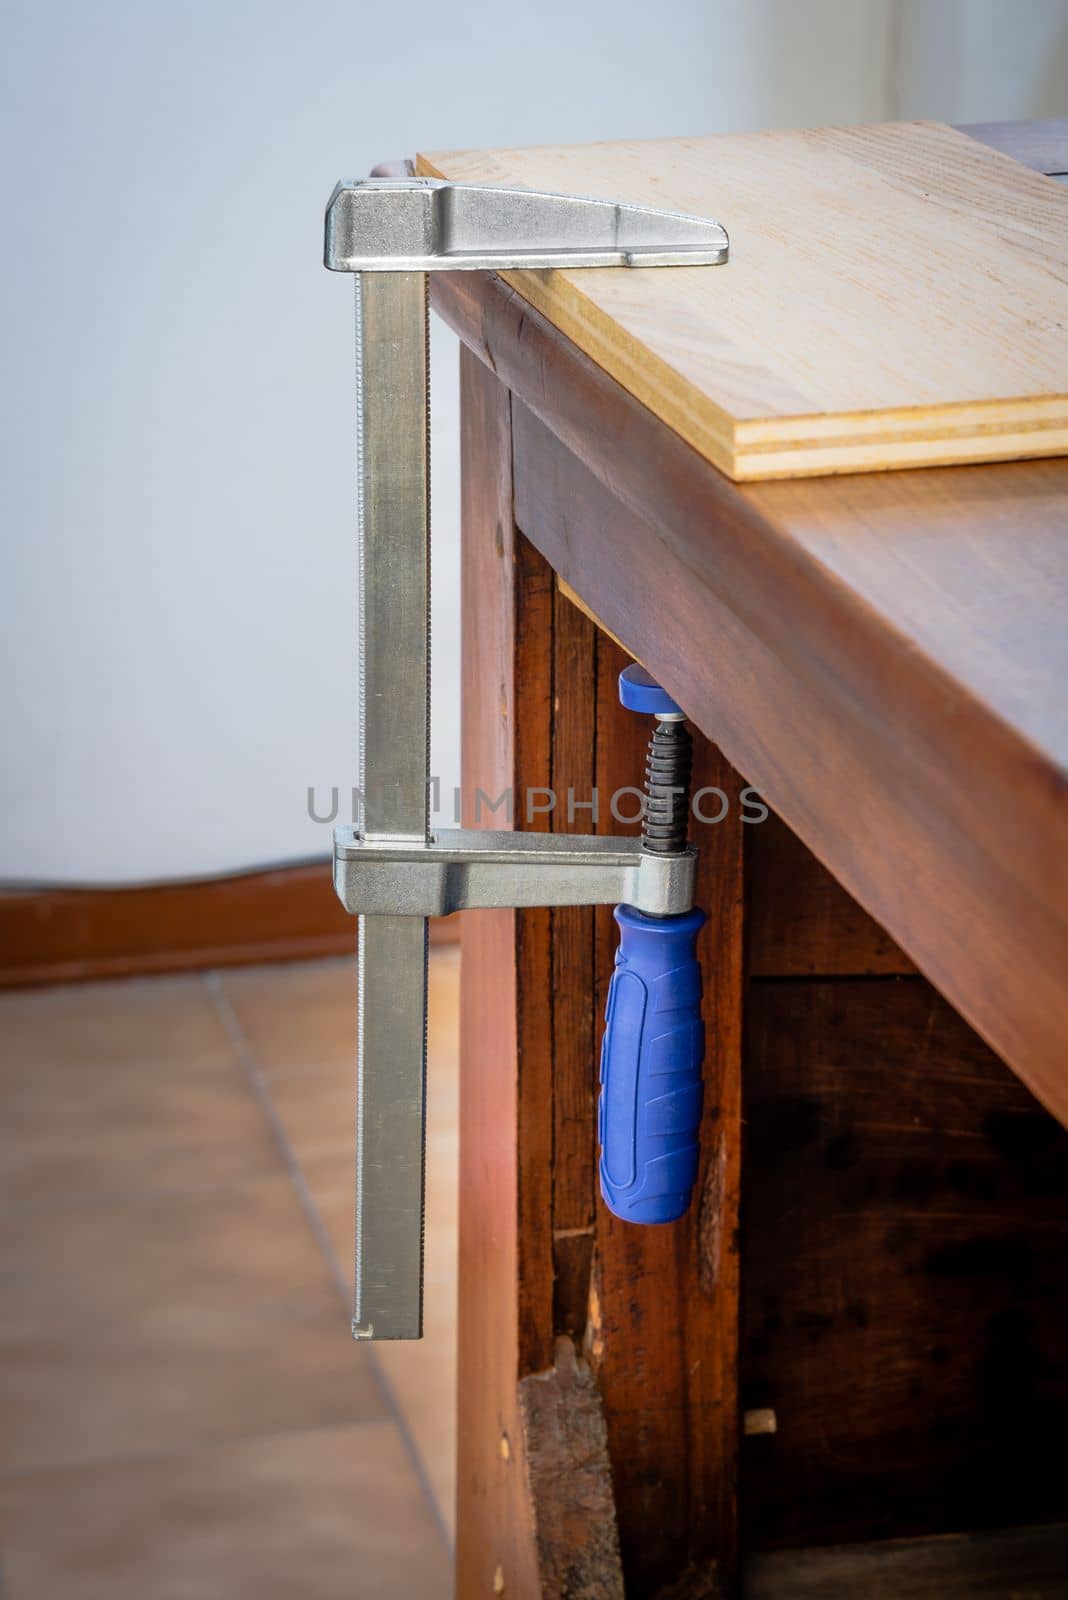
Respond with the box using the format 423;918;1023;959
641;718;692;855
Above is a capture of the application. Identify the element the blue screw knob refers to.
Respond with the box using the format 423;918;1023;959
618;663;684;718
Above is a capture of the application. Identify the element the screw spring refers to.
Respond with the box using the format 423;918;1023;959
642;718;693;855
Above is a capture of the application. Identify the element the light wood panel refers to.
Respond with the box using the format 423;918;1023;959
420;121;1068;480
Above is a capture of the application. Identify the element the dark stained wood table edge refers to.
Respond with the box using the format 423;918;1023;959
432;119;1068;1127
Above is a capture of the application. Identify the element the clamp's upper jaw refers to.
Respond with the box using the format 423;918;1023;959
324;176;729;273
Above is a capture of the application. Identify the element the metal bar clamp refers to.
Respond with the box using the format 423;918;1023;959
324;169;728;1340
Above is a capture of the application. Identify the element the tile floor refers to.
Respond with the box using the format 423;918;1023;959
0;951;460;1598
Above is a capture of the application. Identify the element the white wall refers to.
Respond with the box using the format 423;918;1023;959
2;1;1064;883
894;0;1068;123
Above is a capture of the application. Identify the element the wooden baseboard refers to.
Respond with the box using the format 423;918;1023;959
0;861;458;989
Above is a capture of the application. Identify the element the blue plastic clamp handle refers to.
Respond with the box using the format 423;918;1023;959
618;662;684;718
598;903;707;1224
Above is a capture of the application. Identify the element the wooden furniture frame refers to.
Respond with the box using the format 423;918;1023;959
441;122;1068;1598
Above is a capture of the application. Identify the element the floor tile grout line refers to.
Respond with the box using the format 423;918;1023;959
203;971;349;1300
202;969;453;1553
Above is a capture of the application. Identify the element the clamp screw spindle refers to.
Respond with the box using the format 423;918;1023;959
642;718;693;855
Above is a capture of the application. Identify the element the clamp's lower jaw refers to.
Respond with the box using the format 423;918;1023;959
333;827;697;920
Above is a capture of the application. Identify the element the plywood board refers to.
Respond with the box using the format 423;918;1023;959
420;122;1068;480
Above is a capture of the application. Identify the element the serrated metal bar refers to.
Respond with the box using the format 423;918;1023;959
354;913;428;1341
352;271;430;1340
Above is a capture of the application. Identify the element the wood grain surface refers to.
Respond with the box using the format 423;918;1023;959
590;632;744;1595
457;347;747;1595
433;266;1068;1130
743;975;1068;1549
746;1524;1068;1599
451;178;1068;1584
455;347;544;1599
421;121;1068;480
517;1339;623;1600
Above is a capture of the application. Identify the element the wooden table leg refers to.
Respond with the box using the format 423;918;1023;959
457;346;745;1599
457;343;544;1600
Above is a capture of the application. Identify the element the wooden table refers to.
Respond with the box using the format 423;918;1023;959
434;121;1068;1598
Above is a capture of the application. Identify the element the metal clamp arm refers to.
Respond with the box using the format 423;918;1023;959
325;177;728;271
334;828;697;919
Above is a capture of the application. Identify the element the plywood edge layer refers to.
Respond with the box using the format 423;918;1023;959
497;259;1068;479
498;259;1068;478
508;262;1068;477
417;148;1068;482
733;423;1068;480
738;394;1068;446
